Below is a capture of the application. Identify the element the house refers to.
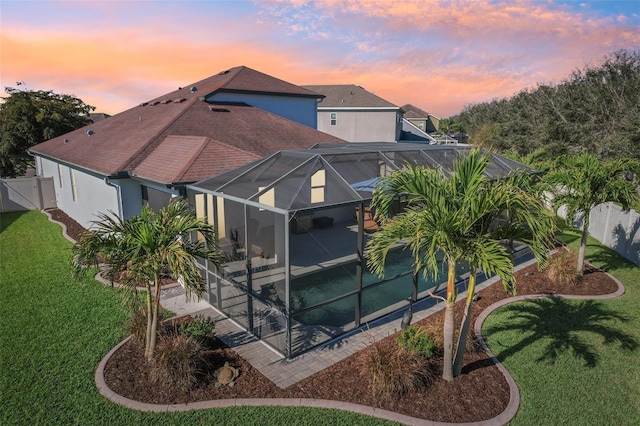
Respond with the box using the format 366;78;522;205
29;66;344;228
402;104;440;133
187;142;537;358
302;85;403;143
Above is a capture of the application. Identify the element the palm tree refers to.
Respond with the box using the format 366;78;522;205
71;199;222;360
544;154;639;275
367;150;555;381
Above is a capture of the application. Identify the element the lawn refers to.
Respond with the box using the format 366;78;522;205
483;224;640;425
0;211;397;426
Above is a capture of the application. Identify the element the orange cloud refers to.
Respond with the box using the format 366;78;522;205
2;0;638;119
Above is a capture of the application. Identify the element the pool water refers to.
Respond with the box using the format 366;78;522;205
290;249;469;327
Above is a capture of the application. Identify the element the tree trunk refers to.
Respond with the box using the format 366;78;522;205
577;211;590;275
147;274;162;361
442;261;457;382
144;282;153;360
452;271;477;377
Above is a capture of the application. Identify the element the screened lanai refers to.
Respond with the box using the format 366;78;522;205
187;143;535;358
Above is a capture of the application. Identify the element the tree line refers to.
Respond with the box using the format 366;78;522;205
452;49;640;161
0;83;94;177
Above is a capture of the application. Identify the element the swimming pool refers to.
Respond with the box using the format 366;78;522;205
290;248;469;328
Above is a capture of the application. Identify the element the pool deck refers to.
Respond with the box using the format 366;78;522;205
160;254;538;389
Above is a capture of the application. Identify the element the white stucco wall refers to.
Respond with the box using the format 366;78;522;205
316;109;401;142
37;157;181;229
207;92;318;129
38;156;119;229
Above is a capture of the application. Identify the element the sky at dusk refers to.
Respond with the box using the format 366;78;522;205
1;0;639;118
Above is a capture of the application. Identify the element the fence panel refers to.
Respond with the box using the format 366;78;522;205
0;177;56;212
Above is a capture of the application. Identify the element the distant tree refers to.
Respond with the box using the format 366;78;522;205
0;83;94;177
544;154;640;275
438;118;465;135
455;49;640;161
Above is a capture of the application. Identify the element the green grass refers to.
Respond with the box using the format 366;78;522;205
483;223;640;425
0;211;398;426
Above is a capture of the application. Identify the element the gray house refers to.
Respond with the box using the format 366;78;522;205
303;85;403;143
29;66;343;228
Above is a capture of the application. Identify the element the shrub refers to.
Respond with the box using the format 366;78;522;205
547;250;579;286
127;306;148;348
150;333;203;391
397;325;436;358
421;315;479;354
178;315;216;348
364;340;432;401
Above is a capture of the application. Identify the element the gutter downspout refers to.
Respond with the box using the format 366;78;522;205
104;177;123;218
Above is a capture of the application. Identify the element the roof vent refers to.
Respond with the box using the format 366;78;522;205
161;99;172;104
86;130;94;136
139;101;149;107
173;98;187;103
208;106;230;112
217;70;230;75
190;86;197;93
150;101;160;106
64;138;69;144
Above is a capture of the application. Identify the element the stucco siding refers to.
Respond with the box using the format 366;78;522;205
208;92;318;129
316;109;400;142
39;157;119;229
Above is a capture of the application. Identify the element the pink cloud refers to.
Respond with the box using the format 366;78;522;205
2;0;637;118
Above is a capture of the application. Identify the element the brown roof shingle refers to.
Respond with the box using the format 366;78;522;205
30;67;343;185
302;84;398;108
402;104;430;118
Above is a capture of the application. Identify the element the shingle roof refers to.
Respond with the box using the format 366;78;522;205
30;67;343;185
302;84;398;108
152;66;323;103
402;104;430;118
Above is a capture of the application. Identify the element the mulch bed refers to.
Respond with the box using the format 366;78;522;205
48;208;620;423
47;208;87;242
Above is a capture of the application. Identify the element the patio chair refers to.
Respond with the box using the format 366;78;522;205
355;206;380;233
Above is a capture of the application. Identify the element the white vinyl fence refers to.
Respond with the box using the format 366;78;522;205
559;202;640;266
0;177;56;212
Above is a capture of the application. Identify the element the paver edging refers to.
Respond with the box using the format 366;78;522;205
42;209;76;244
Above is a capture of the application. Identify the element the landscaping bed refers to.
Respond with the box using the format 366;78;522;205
48;208;619;423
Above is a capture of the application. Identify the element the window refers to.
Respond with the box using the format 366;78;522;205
216;195;226;239
258;186;275;211
58;164;64;188
311;169;325;203
70;170;78;202
195;194;206;241
142;185;172;212
330;112;337;126
418;121;424;129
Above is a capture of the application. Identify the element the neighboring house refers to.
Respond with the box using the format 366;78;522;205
401;104;440;133
302;85;403;143
29;66;343;228
88;113;110;123
400;119;437;144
